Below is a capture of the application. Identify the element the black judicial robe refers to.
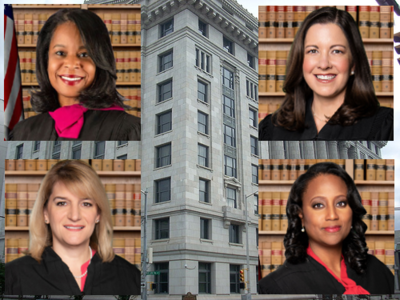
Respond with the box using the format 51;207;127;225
5;247;141;295
259;99;393;141
258;254;394;294
9;110;141;141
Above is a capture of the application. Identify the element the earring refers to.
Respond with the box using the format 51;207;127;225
351;71;355;75
96;220;100;223
301;226;305;232
45;220;49;224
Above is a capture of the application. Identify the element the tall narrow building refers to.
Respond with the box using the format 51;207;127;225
140;0;259;296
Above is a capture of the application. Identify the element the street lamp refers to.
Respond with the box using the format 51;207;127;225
141;189;148;300
243;190;258;300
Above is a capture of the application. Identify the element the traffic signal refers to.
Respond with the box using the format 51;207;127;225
239;269;245;282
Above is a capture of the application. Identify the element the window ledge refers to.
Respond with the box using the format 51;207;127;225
194;65;213;78
155;130;172;138
154;165;172;171
197;132;210;138
229;242;243;248
197;99;209;107
153;200;171;206
116;143;128;149
251;154;259;159
157;67;174;75
246;96;258;103
200;238;213;244
251;182;258;187
199;200;212;206
156;97;173;106
249;124;258;130
152;238;170;244
197;164;213;172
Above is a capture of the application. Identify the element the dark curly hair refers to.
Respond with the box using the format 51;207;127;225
272;7;379;131
31;9;127;112
284;162;368;274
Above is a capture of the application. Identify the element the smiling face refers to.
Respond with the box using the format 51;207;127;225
299;174;352;252
47;22;96;107
44;181;100;250
302;23;353;104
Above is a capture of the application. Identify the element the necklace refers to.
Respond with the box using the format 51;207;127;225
312;107;331;123
73;246;92;279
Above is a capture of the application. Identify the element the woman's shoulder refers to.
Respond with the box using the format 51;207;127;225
9;113;52;140
259;114;273;140
84;110;141;140
6;255;38;271
364;106;393;140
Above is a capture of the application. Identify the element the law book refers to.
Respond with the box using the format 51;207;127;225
17;183;28;227
281;159;289;180
375;241;385;263
135;13;141;44
280;191;289;231
271;242;282;271
125;238;135;264
354;159;364;180
276;51;287;92
366;159;376;181
111;13;121;44
24;13;33;45
379;6;391;39
259;6;267;38
376;159;386;180
358;6;370;39
262;192;272;231
371;51;382;92
267;6;277;38
346;6;357;21
386;159;394;181
276;6;285;38
113;238;125;259
381;51;392;92
285;6;295;38
369;6;380;39
266;51;276;92
272;192;280;230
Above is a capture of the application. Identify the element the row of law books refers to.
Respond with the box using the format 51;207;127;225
6;159;142;172
5;183;142;228
259;50;393;93
258;6;393;39
114;51;141;83
22;88;141;119
354;159;394;181
5;238;141;266
259;240;395;277
258;192;289;232
14;12;141;46
18;50;141;84
96;13;141;45
258;159;345;181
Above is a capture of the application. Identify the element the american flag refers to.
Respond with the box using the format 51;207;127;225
4;4;23;140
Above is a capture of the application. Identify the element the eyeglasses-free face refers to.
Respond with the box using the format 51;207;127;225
299;174;353;254
47;21;96;107
44;181;100;250
302;23;354;105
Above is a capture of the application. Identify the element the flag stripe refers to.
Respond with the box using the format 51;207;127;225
4;16;13;77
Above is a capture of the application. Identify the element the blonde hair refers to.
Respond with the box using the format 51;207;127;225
29;160;114;262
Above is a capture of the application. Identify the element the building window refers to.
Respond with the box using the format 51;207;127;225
155;217;169;240
198;111;208;135
230;265;240;293
199;178;209;203
33;141;40;151
197;80;208;103
94;141;105;159
254;194;258;215
250;136;258;155
247;53;255;69
195;48;211;73
157;110;172;134
200;218;210;240
229;224;240;243
246;79;258;101
224;125;236;147
158;79;172;103
224;156;237;178
226;186;237;208
223;96;235;118
72;141;82;159
222;68;234;89
199;262;211;293
16;144;23;159
155;177;171;203
52;141;61;159
156;143;171;168
160;19;174;38
223;36;234;54
117;154;127;159
249;107;257;127
198;20;208;37
118;141;128;146
159;50;173;72
198;144;209;167
155;262;169;294
252;164;258;184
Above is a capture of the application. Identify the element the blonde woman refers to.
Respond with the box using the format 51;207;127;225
6;160;140;295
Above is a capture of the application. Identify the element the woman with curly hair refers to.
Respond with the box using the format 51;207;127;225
258;7;393;141
258;162;394;294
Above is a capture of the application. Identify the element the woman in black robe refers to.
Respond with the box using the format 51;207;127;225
6;160;141;295
10;9;140;141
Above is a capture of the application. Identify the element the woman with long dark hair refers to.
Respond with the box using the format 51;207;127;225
10;9;140;140
258;162;394;294
259;7;393;141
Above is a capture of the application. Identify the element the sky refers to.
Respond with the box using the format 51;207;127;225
2;0;400;219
